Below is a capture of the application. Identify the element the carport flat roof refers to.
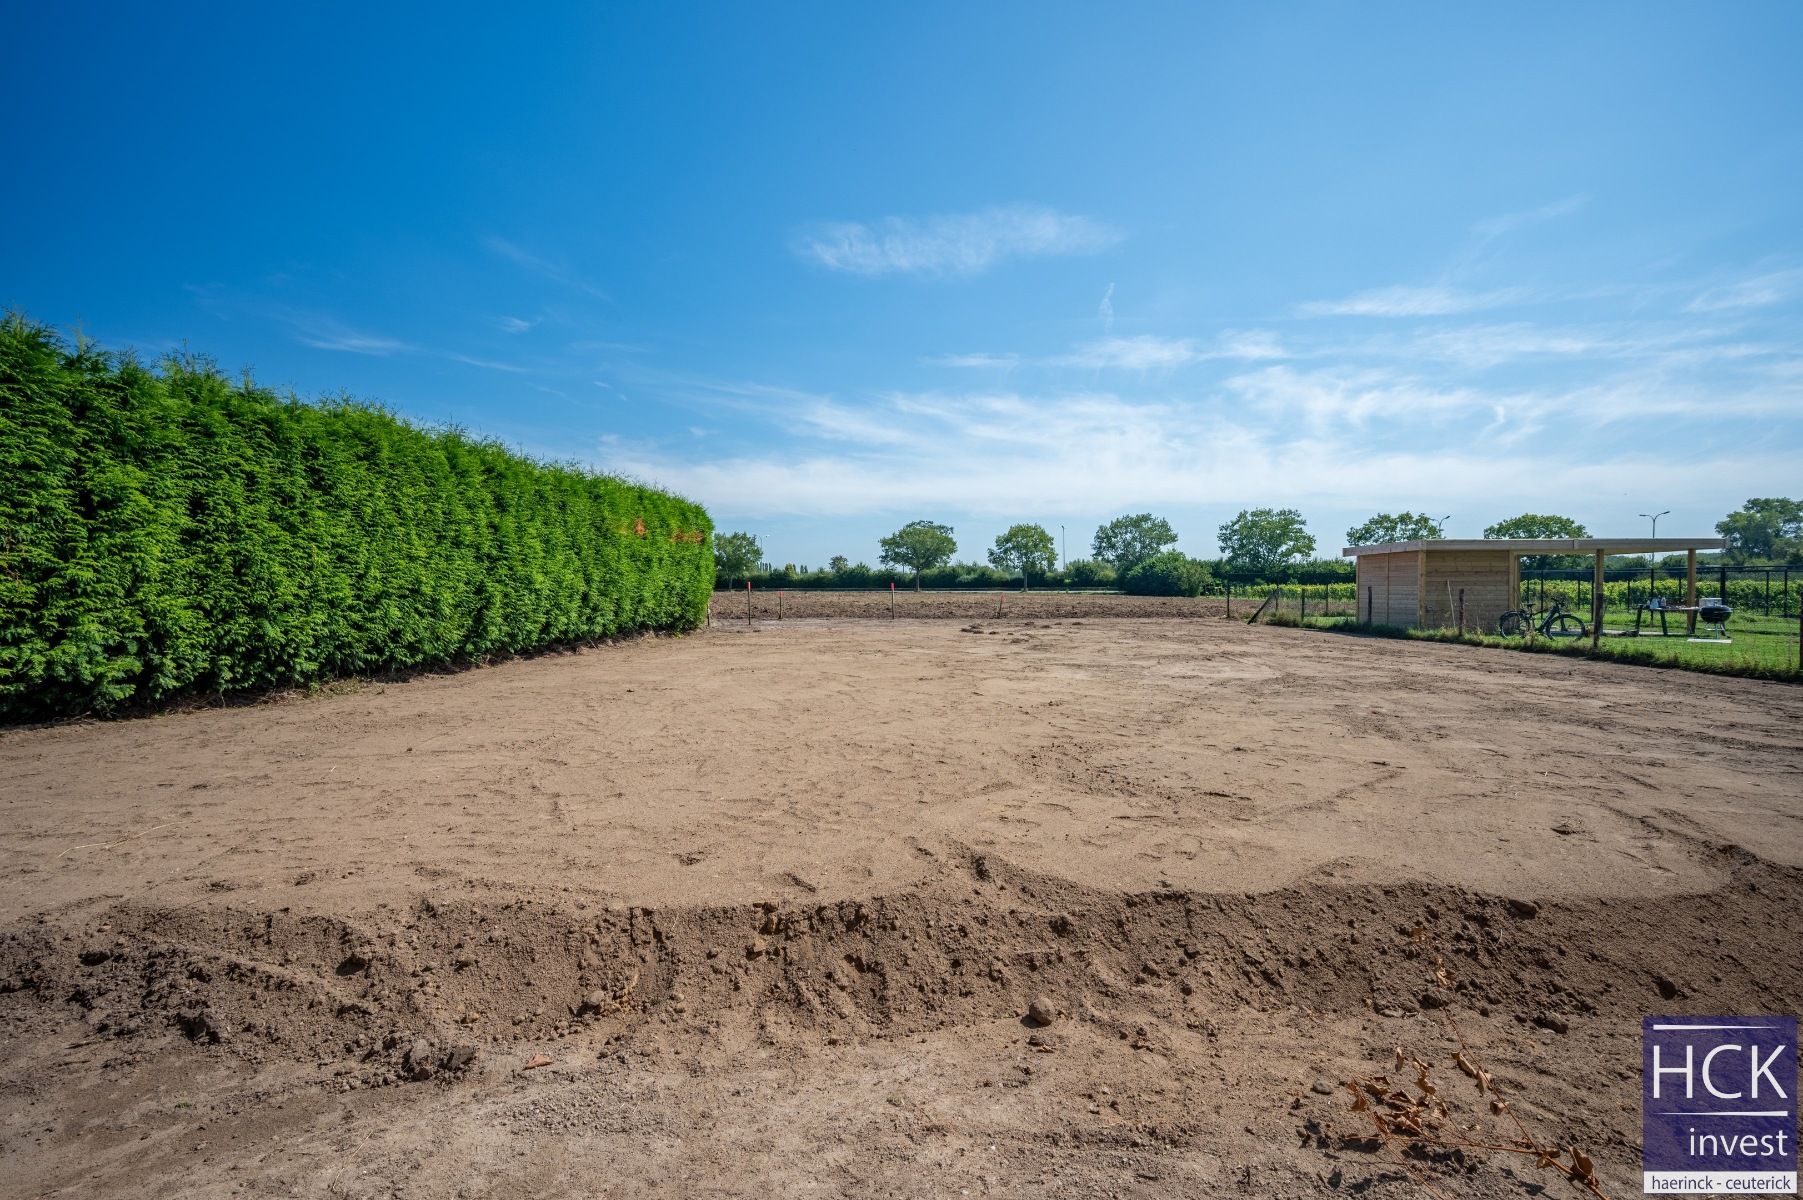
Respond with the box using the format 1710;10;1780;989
1342;537;1728;557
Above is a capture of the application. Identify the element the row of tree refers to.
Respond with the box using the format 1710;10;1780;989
715;511;1301;592
713;498;1802;592
817;509;1316;584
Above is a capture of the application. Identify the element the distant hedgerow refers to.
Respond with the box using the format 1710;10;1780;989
1121;550;1211;597
0;315;713;720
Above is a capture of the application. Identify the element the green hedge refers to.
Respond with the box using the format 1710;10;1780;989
1121;551;1210;596
0;316;713;720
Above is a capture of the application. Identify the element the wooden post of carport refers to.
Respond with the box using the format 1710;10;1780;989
1417;547;1428;628
1590;549;1604;650
1685;549;1698;636
1508;552;1521;620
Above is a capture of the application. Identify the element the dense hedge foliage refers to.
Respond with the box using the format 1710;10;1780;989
1121;551;1211;597
0;317;713;720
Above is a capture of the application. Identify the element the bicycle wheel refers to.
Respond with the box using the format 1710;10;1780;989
1497;610;1529;637
1544;613;1587;639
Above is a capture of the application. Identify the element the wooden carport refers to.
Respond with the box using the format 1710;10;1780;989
1342;538;1729;644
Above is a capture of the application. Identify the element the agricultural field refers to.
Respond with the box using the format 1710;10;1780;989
3;618;1800;1197
709;588;1233;621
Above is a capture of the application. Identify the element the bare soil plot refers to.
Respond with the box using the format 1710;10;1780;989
2;619;1800;1197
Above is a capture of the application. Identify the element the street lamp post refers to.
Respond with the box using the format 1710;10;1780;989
1639;510;1670;561
1639;510;1670;599
1434;515;1451;537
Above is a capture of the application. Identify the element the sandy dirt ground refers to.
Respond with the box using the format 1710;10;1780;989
2;616;1800;1198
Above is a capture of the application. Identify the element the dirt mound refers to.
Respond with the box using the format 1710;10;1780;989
6;843;1795;1101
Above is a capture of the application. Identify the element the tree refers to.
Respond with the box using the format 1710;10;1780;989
713;531;762;587
1482;513;1588;540
879;520;957;589
1217;508;1315;579
987;523;1057;588
1345;512;1443;546
1483;512;1588;571
1121;551;1210;596
1091;513;1178;572
1064;558;1116;588
827;554;850;573
1717;498;1803;563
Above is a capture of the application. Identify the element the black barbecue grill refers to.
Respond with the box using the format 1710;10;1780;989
1696;596;1733;638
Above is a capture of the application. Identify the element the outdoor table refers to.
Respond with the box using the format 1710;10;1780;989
1634;599;1677;636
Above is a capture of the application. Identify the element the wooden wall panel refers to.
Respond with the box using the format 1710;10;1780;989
1422;549;1512;631
1351;549;1517;630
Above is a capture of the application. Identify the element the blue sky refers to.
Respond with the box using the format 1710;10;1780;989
4;3;1800;567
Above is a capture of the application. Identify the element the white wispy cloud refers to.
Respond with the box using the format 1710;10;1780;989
1223;365;1499;429
594;297;1801;522
447;353;529;374
1213;329;1288;361
935;330;1287;372
1298;285;1529;318
287;315;415;356
1686;267;1803;312
497;315;537;334
1057;334;1202;370
1098;282;1115;331
484;237;611;300
597;384;1795;520
1470;194;1589;240
791;204;1121;277
922;352;1021;369
1290;318;1792;373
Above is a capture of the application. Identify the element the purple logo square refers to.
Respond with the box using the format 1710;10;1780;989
1643;1015;1797;1194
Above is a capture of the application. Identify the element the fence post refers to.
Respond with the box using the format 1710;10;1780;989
1300;585;1306;621
746;580;753;625
1225;579;1232;619
1457;588;1465;636
889;580;896;619
1365;585;1372;625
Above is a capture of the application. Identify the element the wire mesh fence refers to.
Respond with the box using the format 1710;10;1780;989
1516;564;1798;618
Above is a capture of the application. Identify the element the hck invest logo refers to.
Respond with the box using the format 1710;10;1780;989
1643;1016;1797;1194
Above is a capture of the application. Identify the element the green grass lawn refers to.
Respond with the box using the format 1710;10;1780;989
1588;606;1801;672
1278;607;1801;681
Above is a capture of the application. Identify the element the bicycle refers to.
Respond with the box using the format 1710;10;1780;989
1496;599;1588;639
